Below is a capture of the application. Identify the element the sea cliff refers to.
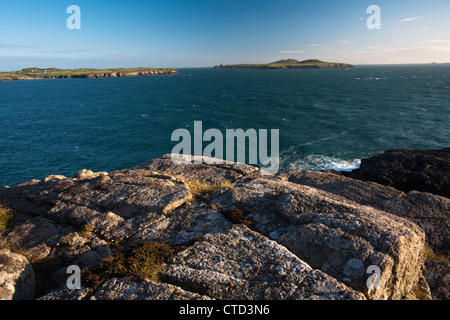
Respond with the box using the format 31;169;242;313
0;149;448;300
0;67;178;81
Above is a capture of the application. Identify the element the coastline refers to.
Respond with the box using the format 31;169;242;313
0;67;178;82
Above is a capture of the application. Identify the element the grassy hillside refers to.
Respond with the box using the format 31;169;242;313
214;59;353;69
0;67;177;81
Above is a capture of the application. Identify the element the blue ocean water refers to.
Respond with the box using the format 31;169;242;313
0;65;449;186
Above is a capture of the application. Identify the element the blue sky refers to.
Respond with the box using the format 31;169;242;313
1;0;450;70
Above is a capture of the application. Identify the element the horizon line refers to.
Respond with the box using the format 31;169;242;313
2;62;450;72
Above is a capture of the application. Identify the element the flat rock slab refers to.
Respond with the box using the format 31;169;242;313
93;277;211;300
135;154;258;185
279;170;405;206
39;277;210;300
127;202;232;246
0;216;112;267
161;225;365;300
0;169;193;220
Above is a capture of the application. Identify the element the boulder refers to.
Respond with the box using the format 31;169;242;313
0;249;35;300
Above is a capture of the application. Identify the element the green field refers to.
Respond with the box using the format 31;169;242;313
214;59;353;69
0;67;177;81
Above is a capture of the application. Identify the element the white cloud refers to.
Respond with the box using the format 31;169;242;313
0;43;38;49
422;40;450;44
400;16;424;22
279;50;306;54
318;44;450;64
336;40;355;45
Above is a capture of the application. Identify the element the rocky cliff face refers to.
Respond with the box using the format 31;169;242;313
344;148;450;199
0;153;448;300
43;69;178;79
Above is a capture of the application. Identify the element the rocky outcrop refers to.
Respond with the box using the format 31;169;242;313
341;148;450;300
279;169;448;300
0;153;446;300
344;148;450;199
0;249;35;300
210;175;427;300
161;225;365;300
280;170;449;258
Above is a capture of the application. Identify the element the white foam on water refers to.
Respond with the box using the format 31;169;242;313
288;155;361;172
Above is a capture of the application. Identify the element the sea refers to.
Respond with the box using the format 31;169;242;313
1;64;449;186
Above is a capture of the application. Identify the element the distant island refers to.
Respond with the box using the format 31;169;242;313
214;59;353;69
0;67;178;81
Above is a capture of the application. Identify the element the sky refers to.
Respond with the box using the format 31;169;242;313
1;0;450;70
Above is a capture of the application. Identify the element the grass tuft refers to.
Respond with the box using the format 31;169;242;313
187;180;235;200
222;208;255;228
78;224;95;238
83;241;180;292
0;203;14;231
425;246;450;265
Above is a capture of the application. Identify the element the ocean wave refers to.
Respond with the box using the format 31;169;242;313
287;155;361;172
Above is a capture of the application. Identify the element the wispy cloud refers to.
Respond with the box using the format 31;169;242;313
279;50;306;54
0;43;38;49
306;41;355;48
421;40;450;44
336;40;355;45
34;49;93;54
400;16;424;22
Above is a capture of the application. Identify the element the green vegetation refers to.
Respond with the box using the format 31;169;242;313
83;241;180;291
32;255;67;298
78;223;95;238
0;67;177;81
0;203;14;231
186;180;235;200
222;208;255;228
425;246;450;265
214;58;353;69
